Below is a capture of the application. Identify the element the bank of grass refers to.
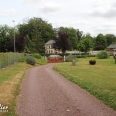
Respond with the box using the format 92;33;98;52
0;63;32;116
53;57;116;110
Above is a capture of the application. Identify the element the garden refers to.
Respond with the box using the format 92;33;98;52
53;51;116;110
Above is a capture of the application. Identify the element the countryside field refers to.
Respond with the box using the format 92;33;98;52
53;57;116;110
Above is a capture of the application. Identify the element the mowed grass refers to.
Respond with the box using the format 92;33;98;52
53;57;116;110
0;63;32;116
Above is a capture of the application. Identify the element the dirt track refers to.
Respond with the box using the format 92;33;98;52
16;63;116;116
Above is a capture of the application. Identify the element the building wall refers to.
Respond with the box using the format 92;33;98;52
45;44;55;54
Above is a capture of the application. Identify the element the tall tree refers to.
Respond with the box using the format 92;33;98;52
53;30;70;54
78;34;93;57
0;25;14;52
17;17;55;53
76;29;83;41
64;27;78;50
105;34;116;46
94;34;107;50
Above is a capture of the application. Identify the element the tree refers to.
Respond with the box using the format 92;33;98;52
0;25;14;52
76;29;83;41
17;17;55;53
105;34;116;46
78;34;93;57
94;34;107;50
64;27;78;50
53;30;70;54
7;34;27;52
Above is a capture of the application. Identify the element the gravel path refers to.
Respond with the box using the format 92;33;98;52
16;63;116;116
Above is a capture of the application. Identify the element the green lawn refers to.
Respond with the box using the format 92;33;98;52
0;63;32;116
53;57;116;110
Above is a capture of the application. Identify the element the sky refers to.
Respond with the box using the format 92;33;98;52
0;0;116;36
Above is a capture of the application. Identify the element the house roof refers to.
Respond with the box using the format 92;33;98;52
107;44;116;49
45;40;55;45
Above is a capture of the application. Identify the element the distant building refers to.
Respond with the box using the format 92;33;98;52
107;44;116;54
45;40;62;54
45;40;55;54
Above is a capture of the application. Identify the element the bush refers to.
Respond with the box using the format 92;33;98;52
26;56;36;65
31;54;42;59
19;57;27;62
66;57;78;62
96;51;110;59
36;59;47;65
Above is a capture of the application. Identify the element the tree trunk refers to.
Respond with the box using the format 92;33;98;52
85;52;87;58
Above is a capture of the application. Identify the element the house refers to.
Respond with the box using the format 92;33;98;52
45;40;62;54
45;40;55;54
107;44;116;54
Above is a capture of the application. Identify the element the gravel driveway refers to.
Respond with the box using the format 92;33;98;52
16;63;116;116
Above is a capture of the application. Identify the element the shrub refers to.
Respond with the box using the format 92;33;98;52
66;57;78;62
89;59;96;65
19;57;27;62
26;56;36;65
96;51;109;59
31;54;42;59
36;59;47;65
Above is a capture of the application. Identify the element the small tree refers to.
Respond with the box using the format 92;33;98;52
53;30;70;54
78;35;93;58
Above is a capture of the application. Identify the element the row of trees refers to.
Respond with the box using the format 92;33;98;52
53;27;116;55
0;17;116;54
0;17;55;53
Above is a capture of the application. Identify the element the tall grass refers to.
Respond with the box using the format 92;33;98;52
0;53;24;70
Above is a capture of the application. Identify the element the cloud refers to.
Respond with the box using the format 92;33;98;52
39;3;62;14
88;0;116;19
0;8;17;17
90;7;116;18
22;0;43;6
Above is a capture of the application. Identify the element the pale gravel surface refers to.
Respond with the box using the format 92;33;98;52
16;63;116;116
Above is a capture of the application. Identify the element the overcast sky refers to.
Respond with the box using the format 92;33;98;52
0;0;116;36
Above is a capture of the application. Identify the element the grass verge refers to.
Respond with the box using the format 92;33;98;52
53;57;116;110
0;63;32;116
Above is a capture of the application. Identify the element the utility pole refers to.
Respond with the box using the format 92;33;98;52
13;20;15;52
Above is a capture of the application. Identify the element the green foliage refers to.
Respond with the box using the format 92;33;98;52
0;25;14;52
31;53;42;59
105;34;116;46
97;51;110;59
63;27;78;50
19;57;27;62
94;34;107;50
78;34;93;57
18;17;55;53
36;59;47;65
26;56;36;65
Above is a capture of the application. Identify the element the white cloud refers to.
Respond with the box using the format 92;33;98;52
22;0;43;5
0;8;17;17
90;7;116;18
39;3;62;14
